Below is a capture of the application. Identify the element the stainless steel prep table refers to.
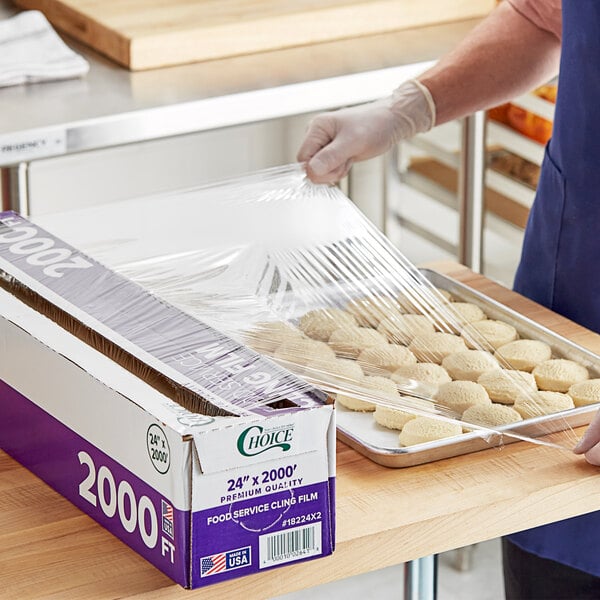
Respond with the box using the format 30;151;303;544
0;1;484;247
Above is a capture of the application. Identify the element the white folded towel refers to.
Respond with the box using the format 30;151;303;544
0;10;89;88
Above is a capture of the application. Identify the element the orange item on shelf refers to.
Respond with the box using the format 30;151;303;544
488;103;511;125
534;84;558;103
506;105;553;144
488;84;557;144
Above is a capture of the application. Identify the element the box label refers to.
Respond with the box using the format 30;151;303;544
194;407;333;473
200;546;252;577
259;522;322;568
191;481;332;588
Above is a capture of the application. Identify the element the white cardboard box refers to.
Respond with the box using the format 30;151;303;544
0;212;335;589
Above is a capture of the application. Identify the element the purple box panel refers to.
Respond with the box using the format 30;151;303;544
0;379;190;587
191;481;334;588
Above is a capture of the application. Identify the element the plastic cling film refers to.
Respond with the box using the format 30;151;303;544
0;210;328;418
31;164;594;451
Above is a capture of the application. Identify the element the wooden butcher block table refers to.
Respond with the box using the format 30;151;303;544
13;0;494;70
1;262;600;599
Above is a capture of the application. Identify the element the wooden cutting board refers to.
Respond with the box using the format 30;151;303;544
14;0;494;70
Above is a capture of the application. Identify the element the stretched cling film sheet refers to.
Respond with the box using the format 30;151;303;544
0;211;327;417
26;164;594;451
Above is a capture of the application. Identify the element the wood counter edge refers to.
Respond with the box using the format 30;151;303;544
423;261;600;352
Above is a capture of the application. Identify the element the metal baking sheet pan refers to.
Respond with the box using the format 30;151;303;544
335;269;600;468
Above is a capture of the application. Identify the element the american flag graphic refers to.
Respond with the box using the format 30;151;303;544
201;553;227;577
161;499;174;539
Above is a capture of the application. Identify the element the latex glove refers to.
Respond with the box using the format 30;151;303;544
573;409;600;465
297;79;436;184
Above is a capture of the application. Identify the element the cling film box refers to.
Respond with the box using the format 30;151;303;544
0;211;335;589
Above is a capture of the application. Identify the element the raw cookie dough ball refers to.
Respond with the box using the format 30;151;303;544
396;285;451;313
345;296;404;328
298;308;357;342
494;339;552;372
513;391;575;419
568;379;600;407
328;326;387;359
408;332;468;364
462;404;523;427
461;319;519;350
362;374;400;397
374;404;416;430
434;381;491;414
441;350;500;382
335;395;376;412
435;288;454;303
532;359;589;392
377;314;435;344
392;363;452;387
336;375;398;412
246;321;305;354
357;344;417;376
304;357;363;382
393;291;418;314
446;302;487;331
399;417;463;446
477;370;537;404
274;338;336;367
452;302;487;321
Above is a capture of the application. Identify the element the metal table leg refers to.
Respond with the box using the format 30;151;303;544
346;150;396;234
458;111;486;273
454;544;475;572
382;145;401;236
399;117;484;598
1;162;30;216
404;555;437;600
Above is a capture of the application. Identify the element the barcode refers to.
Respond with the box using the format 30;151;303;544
259;522;322;568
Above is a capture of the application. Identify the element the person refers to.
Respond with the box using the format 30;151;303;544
298;1;600;598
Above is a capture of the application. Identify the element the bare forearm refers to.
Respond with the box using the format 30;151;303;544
419;2;561;125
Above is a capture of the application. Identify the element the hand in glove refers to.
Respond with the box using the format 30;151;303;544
574;409;600;465
297;79;436;183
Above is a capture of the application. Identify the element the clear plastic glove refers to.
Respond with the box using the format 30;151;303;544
574;409;600;465
297;79;436;184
